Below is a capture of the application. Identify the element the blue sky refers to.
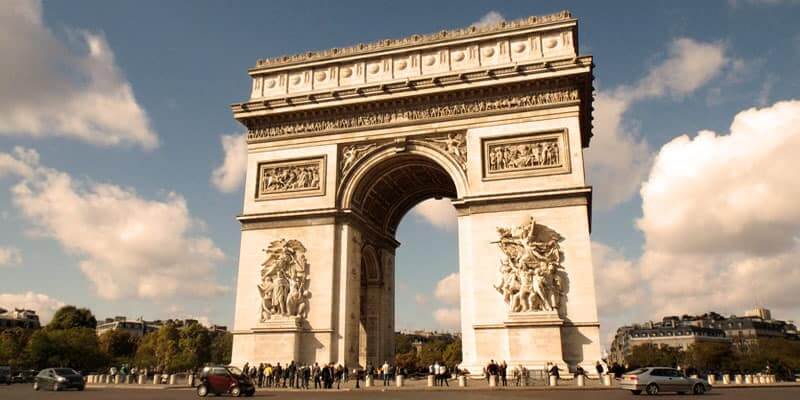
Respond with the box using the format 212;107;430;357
1;1;799;344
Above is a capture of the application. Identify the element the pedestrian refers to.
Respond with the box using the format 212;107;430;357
440;364;449;386
595;361;604;377
335;364;343;389
500;361;507;386
575;365;585;379
382;360;391;386
312;362;321;389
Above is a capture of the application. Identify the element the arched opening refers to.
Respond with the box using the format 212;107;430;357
344;150;462;368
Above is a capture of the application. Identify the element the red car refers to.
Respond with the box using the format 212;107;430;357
197;366;255;397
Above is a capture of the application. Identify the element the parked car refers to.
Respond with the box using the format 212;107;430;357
196;365;254;397
33;368;85;391
12;369;37;383
0;366;11;385
619;367;711;395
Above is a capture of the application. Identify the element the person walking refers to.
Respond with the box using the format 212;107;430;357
382;361;391;386
440;364;449;387
335;364;343;389
500;361;508;386
595;361;604;378
312;363;321;389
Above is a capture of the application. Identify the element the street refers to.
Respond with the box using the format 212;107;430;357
1;385;800;400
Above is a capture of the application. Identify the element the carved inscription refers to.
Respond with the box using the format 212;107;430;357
492;217;567;315
247;86;579;141
257;157;324;200
482;131;569;180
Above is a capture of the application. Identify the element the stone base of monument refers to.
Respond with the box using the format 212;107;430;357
232;316;303;365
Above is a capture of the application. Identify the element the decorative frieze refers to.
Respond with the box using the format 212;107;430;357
256;156;325;200
421;132;467;171
482;130;570;180
492;217;566;315
257;239;311;321
246;84;579;142
340;143;378;175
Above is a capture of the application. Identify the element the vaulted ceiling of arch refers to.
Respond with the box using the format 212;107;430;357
350;155;456;235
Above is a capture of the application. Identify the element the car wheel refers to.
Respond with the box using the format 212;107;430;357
33;382;39;391
231;386;242;397
53;383;60;392
197;384;208;397
646;383;659;395
631;389;642;395
693;383;706;395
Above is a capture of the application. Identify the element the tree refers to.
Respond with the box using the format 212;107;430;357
683;342;734;373
210;332;232;365
26;327;107;371
0;328;33;367
442;339;462;366
155;322;180;372
98;330;138;361
133;332;158;369
48;306;97;330
174;321;211;371
626;343;683;369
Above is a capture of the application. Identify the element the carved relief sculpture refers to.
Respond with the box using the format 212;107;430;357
258;239;311;321
340;143;377;175
425;132;467;171
482;131;570;180
257;157;325;200
492;217;566;314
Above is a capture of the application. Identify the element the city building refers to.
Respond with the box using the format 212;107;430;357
0;307;41;330
95;316;228;337
609;308;798;364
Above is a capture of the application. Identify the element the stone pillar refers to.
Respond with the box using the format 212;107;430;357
576;374;585;386
365;375;374;387
744;374;753;384
153;375;160;385
549;375;557;386
169;374;176;385
707;375;716;385
427;375;434;387
114;375;120;384
138;374;145;385
722;374;730;384
458;375;467;387
489;375;497;387
395;375;404;387
187;374;194;387
734;374;743;384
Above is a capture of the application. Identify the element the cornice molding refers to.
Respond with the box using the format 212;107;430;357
251;11;574;71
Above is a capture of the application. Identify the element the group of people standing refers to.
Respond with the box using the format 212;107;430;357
428;362;452;386
241;361;345;389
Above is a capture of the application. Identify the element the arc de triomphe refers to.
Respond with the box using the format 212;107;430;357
230;10;602;374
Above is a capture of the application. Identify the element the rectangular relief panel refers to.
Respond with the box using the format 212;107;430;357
481;130;571;180
255;156;326;201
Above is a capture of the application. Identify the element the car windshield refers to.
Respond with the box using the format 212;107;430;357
54;368;78;376
626;368;649;375
226;367;243;376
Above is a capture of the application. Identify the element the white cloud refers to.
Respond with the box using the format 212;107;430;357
0;291;65;323
411;198;457;231
473;11;505;28
592;242;644;312
211;134;247;193
414;293;428;305
636;99;800;318
3;147;228;300
434;272;460;305
0;146;39;179
0;246;22;266
433;307;460;329
587;38;730;209
0;1;157;149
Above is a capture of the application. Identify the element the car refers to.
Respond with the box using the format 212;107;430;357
12;369;37;383
619;367;712;395
33;368;85;391
0;366;11;385
196;365;255;397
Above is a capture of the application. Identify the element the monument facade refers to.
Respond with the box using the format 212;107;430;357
230;10;602;374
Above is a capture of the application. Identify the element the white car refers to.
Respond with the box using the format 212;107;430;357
619;367;711;395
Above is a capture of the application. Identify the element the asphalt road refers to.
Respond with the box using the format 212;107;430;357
1;385;800;399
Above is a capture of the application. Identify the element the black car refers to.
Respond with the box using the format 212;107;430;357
12;369;37;383
0;366;11;385
197;365;254;397
33;368;85;391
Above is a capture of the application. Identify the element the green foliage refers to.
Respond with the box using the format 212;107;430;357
47;306;97;330
393;333;460;370
98;329;138;362
442;339;462;366
627;343;683;368
133;332;157;368
26;327;108;371
0;328;33;367
683;342;735;372
210;332;233;365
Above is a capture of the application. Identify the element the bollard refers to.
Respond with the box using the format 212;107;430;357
602;374;612;386
138;374;145;385
188;374;195;387
722;374;730;385
153;375;159;385
365;375;374;387
458;375;467;387
169;374;176;385
708;375;716;385
395;375;404;387
549;375;557;387
735;374;743;384
114;375;120;384
576;374;585;387
427;375;434;387
745;374;753;384
489;375;497;387
102;374;108;384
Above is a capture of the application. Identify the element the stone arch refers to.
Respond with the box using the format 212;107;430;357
338;139;467;235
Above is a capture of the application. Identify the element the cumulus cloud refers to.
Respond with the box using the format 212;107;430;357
0;1;157;149
587;38;731;209
592;242;644;312
0;246;22;266
0;146;39;179
433;307;460;329
434;272;460;305
636;100;800;317
0;291;65;323
2;147;228;300
211;134;247;193
411;198;457;231
473;11;505;28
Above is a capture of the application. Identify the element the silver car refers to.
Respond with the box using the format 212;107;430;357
619;367;712;395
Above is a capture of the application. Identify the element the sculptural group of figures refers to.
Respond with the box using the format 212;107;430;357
493;217;566;313
260;165;320;193
488;140;560;172
257;239;311;321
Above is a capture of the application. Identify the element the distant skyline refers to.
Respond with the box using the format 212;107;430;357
1;1;799;345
